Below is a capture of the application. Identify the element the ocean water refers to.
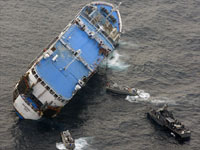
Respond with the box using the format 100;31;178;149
0;0;200;150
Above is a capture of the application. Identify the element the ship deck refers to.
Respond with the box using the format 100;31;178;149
36;23;105;100
94;3;121;32
35;2;120;100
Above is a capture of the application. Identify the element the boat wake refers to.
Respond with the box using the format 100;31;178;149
125;91;177;105
101;51;130;71
148;97;177;105
56;137;92;150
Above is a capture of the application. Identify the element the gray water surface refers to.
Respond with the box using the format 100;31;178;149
0;0;200;150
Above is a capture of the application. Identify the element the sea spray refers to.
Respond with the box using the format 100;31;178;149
101;51;130;71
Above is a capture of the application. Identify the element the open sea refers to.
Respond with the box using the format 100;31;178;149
0;0;200;150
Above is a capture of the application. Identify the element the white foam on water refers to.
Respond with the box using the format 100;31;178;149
74;137;89;150
56;137;92;150
101;51;130;71
137;90;151;100
125;89;150;103
118;40;139;49
148;97;177;105
125;91;177;105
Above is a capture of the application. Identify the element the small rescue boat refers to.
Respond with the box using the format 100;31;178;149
106;83;138;96
60;130;75;150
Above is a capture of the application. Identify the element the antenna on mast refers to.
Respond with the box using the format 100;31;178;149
116;2;122;10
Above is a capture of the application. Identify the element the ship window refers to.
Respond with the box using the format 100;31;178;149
100;7;109;16
85;6;94;15
37;78;41;82
46;86;50;90
41;81;45;86
54;94;58;98
50;89;55;95
35;74;38;79
58;97;62;101
109;15;116;23
31;68;36;75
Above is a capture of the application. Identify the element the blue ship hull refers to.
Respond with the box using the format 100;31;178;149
13;2;122;120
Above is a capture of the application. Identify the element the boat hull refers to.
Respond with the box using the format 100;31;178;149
106;87;137;96
147;109;191;140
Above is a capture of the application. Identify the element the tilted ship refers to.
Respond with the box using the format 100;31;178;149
147;105;191;139
13;1;122;120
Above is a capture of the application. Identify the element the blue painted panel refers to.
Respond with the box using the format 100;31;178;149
53;39;90;80
36;58;77;99
26;97;38;109
53;41;74;70
67;27;99;65
79;15;114;50
66;60;89;80
15;111;24;119
61;25;106;66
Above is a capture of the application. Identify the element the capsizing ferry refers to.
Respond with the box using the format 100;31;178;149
13;1;122;120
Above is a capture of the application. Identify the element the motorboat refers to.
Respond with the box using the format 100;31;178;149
106;83;138;96
147;105;191;140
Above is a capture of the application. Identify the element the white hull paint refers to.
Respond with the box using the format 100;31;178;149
13;95;41;120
